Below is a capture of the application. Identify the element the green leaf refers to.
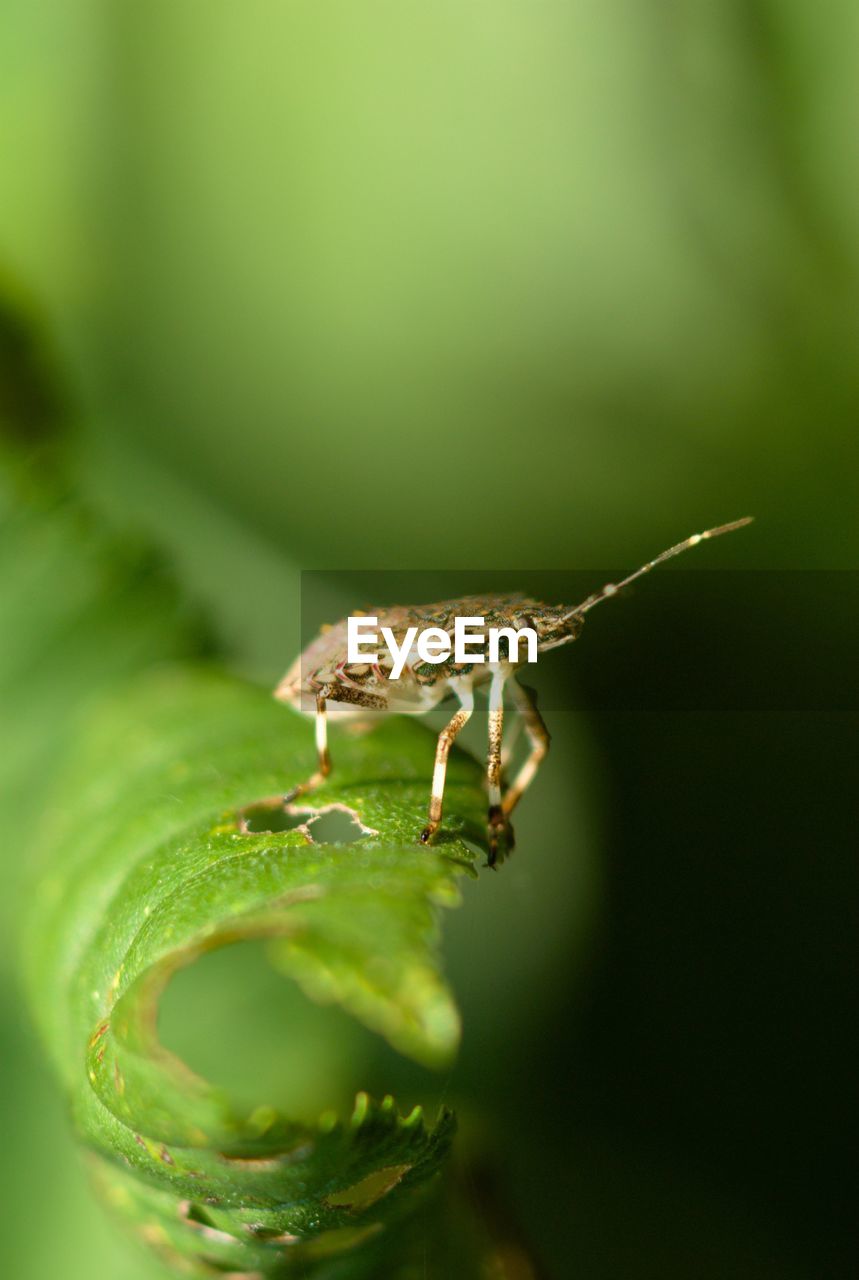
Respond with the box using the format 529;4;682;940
0;453;208;941
1;337;490;1273
23;665;486;1275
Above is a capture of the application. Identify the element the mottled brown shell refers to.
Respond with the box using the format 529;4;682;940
275;593;577;717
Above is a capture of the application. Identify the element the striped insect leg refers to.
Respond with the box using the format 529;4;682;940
486;669;514;866
502;680;550;818
285;690;332;802
419;686;474;845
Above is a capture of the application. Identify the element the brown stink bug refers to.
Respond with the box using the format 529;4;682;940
275;518;752;865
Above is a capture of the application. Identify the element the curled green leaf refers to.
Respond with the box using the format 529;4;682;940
24;667;486;1275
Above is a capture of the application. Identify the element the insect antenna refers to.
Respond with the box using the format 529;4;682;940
564;516;754;622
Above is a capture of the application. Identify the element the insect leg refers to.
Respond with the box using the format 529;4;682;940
500;708;523;777
486;668;514;866
419;686;475;846
284;690;332;802
502;679;550;818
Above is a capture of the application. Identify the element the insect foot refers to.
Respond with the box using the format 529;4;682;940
283;782;307;804
283;758;331;805
487;805;515;869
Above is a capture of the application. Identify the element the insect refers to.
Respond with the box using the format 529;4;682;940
275;518;752;865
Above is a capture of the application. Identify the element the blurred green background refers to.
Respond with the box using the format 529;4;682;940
1;2;857;1277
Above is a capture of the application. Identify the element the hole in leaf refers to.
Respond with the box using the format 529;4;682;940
241;804;312;834
240;802;374;844
305;806;369;844
325;1163;411;1210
